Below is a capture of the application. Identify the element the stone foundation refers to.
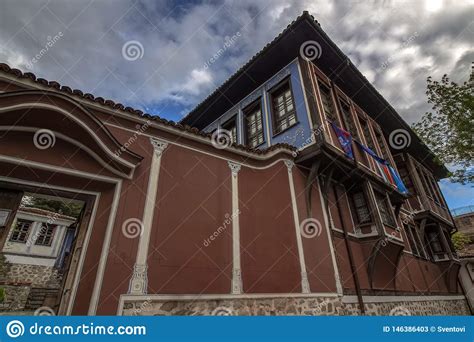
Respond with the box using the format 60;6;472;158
0;263;63;312
121;295;471;316
0;285;30;311
6;263;62;287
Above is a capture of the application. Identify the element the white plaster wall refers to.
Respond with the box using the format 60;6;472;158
2;211;74;265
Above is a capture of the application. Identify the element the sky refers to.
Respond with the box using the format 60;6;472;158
0;0;473;209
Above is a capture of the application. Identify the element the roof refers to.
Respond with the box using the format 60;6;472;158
0;63;296;157
180;11;448;178
18;206;76;222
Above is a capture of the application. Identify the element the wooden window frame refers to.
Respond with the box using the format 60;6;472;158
316;80;339;124
243;99;265;148
357;115;376;152
269;78;298;136
375;191;397;228
35;223;56;246
426;229;445;255
9;219;32;243
374;129;390;161
349;189;373;225
222;115;238;145
337;98;359;139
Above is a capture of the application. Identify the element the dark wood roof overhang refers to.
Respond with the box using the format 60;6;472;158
296;141;408;204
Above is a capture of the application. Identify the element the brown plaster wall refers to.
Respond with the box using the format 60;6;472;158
146;144;232;294
292;167;337;292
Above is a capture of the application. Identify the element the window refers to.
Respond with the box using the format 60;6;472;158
417;166;441;204
375;131;389;161
318;82;337;122
244;101;265;148
9;219;32;243
398;165;415;195
222;117;238;144
428;175;443;206
35;223;55;246
358;117;376;151
271;81;297;134
404;224;425;257
375;192;396;226
339;101;358;138
351;191;371;224
427;231;444;254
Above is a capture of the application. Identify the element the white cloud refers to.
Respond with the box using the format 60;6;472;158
0;0;472;125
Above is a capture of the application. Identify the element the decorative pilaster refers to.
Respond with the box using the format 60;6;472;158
284;160;295;172
301;271;310;293
128;264;148;294
228;161;241;177
150;138;168;156
129;137;168;294
228;161;242;294
285;159;311;294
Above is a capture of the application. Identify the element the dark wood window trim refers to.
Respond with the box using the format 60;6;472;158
398;164;415;195
374;130;390;161
317;81;338;124
375;191;397;227
404;223;420;256
222;116;238;145
269;78;298;136
349;189;372;225
358;116;376;152
9;219;32;243
338;99;359;139
243;100;265;148
426;229;445;255
35;223;56;246
404;223;428;258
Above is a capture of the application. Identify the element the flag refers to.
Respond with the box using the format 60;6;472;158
388;165;409;195
355;140;408;194
329;121;354;159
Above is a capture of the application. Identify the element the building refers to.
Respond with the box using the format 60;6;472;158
454;206;474;310
0;11;469;315
0;206;77;312
453;206;474;241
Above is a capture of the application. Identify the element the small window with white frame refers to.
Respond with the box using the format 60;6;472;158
9;219;32;243
35;223;56;246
